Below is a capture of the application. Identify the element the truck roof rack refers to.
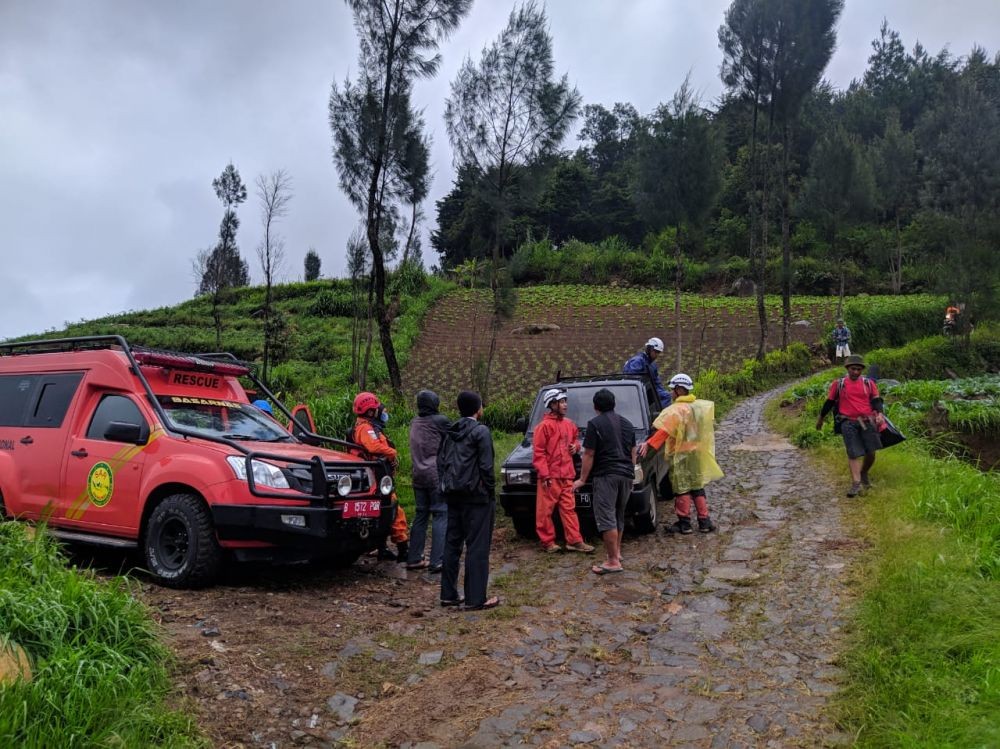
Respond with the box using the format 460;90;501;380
0;334;360;463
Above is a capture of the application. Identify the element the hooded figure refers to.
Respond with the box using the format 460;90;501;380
405;390;451;571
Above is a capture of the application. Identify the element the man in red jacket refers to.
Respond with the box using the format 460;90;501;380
533;389;594;554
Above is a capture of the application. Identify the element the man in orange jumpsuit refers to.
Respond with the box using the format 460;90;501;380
351;391;409;561
533;388;594;554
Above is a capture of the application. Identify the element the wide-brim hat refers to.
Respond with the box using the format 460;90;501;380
844;355;865;368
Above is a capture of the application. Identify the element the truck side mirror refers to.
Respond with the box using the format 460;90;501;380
514;416;528;433
104;421;146;445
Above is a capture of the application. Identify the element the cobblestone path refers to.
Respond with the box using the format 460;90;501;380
151;386;860;748
372;386;858;748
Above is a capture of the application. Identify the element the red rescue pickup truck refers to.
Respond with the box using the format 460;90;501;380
0;336;395;587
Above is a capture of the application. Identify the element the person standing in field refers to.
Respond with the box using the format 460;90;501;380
623;336;671;408
639;373;723;535
573;388;636;575
438;391;500;610
815;355;884;497
832;319;852;361
406;390;450;572
533;388;594;555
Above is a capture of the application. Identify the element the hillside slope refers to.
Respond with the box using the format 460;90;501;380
404;286;839;402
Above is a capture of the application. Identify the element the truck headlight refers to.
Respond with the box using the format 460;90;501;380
227;456;290;489
502;468;532;485
379;475;394;496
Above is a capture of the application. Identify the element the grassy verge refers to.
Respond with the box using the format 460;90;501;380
0;524;206;747
772;378;1000;747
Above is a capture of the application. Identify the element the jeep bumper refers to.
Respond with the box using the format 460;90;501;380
211;501;393;552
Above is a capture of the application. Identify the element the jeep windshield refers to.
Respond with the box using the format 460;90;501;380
527;384;646;434
158;396;293;442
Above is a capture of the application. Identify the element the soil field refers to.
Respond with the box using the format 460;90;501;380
403;288;838;402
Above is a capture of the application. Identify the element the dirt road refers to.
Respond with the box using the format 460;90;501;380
139;387;858;748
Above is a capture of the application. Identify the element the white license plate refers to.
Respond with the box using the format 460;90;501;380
577;492;592;506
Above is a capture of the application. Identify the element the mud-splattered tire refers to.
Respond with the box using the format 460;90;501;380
632;485;658;535
144;493;222;588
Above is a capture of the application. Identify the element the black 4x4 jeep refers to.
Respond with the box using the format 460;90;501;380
499;374;669;539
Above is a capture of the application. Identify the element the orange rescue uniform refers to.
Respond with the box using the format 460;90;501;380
351;418;409;544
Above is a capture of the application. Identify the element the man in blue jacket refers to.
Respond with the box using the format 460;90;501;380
623;336;671;408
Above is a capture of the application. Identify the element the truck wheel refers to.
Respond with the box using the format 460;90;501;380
143;493;222;588
511;513;538;540
632;485;658;535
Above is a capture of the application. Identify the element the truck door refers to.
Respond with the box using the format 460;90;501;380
60;392;154;535
4;373;82;519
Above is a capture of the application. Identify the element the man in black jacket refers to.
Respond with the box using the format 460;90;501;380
438;390;500;610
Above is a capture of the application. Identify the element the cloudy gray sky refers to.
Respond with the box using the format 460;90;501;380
2;1;997;341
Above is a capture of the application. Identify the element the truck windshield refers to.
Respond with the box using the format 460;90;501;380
158;396;292;442
528;384;646;433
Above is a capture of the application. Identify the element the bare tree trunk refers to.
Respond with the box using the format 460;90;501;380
780;124;792;348
402;201;418;266
891;212;903;295
675;223;683;372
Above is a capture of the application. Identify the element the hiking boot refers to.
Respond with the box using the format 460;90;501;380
665;519;693;535
395;541;409;563
376;546;397;561
698;517;716;533
566;541;595;553
846;482;863;498
860;471;872;488
542;544;562;554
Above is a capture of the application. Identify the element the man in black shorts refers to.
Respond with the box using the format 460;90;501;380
573;388;637;575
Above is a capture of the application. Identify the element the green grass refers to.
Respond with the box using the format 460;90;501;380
772;349;1000;746
0;524;206;748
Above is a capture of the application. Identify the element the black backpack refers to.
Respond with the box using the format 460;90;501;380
438;429;479;495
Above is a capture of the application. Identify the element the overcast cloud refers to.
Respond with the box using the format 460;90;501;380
1;1;997;341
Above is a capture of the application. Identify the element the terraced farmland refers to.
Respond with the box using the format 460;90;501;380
403;285;841;401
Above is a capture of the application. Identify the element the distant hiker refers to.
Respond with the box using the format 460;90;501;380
832;319;852;360
639;373;723;535
406;390;450;572
623;336;671;408
533;388;594;555
573;388;636;575
350;391;409;562
816;355;884;497
438;391;500;610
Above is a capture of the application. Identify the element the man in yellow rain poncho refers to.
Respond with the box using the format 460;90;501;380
638;373;724;534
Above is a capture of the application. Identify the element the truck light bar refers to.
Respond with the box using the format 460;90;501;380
133;351;250;377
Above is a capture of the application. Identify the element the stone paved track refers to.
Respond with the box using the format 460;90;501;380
418;386;857;748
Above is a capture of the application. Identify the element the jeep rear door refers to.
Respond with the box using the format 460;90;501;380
59;391;154;535
0;372;81;518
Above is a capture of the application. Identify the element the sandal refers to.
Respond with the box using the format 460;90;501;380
464;596;500;611
405;560;430;570
440;597;464;607
592;564;623;576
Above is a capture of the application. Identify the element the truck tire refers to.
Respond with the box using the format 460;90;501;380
632;485;658;535
321;549;363;569
511;513;538;540
143;493;222;588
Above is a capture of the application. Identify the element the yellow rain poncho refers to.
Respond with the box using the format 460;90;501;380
651;395;724;494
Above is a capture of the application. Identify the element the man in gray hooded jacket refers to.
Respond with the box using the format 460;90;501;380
406;390;451;571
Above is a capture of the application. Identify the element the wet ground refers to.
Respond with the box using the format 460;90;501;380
138;386;860;748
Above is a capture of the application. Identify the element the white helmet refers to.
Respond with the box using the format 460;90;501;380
645;337;664;352
668;373;694;390
542;388;567;408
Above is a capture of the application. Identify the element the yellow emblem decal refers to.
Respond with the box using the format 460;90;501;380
87;462;114;507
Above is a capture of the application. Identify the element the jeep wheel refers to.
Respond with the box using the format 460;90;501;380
511;513;538;540
321;549;363;569
144;493;222;588
632;485;658;535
